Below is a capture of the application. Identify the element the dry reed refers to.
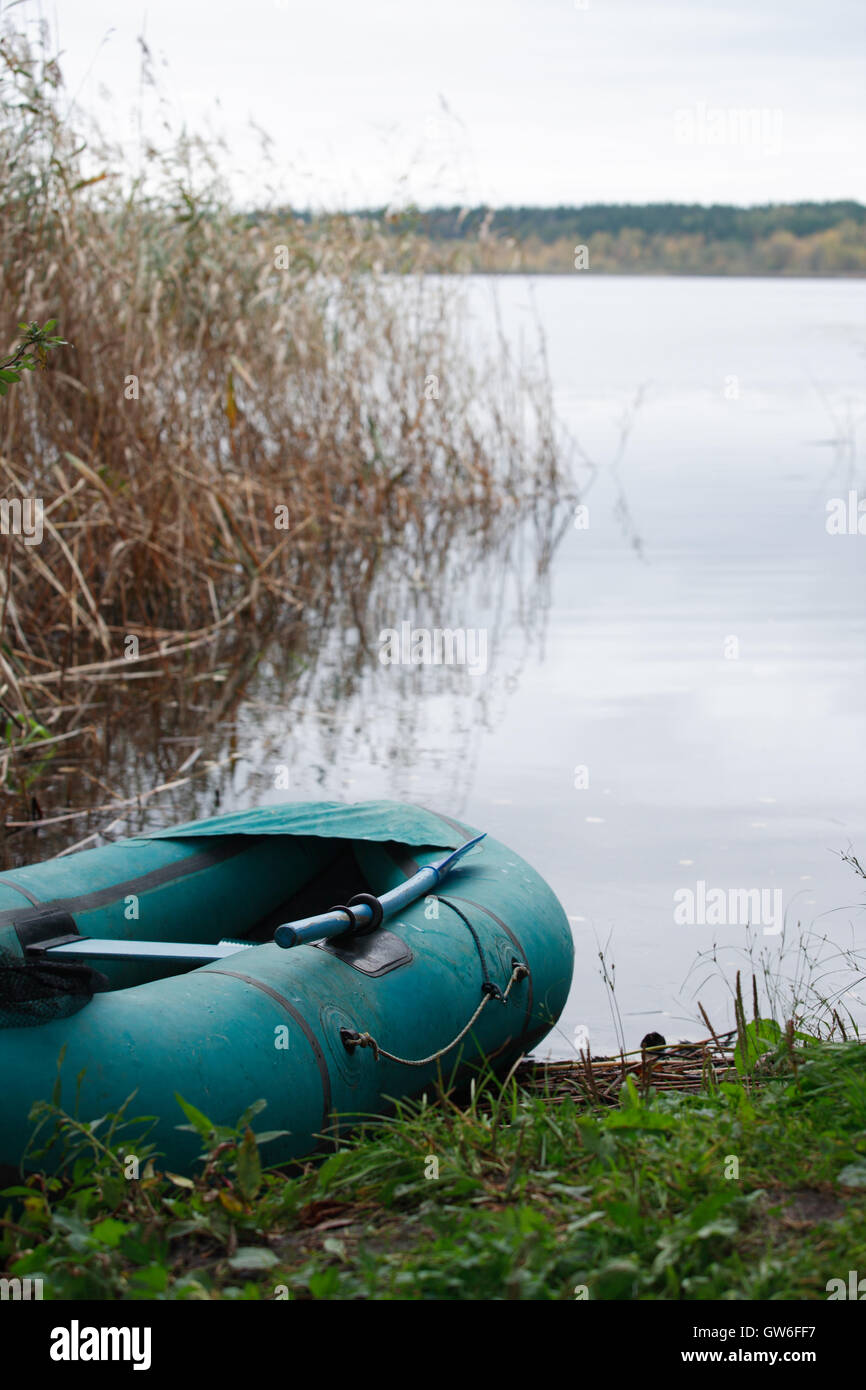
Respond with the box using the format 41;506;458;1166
0;19;571;768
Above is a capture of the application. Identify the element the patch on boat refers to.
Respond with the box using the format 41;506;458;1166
315;928;413;976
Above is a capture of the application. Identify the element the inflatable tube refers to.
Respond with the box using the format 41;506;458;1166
0;801;573;1171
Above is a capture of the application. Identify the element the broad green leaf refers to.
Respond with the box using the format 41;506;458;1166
253;1129;290;1146
130;1264;169;1293
174;1093;214;1139
236;1127;262;1201
237;1099;267;1128
734;1018;783;1075
91;1217;128;1247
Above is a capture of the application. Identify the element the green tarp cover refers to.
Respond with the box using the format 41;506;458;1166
144;800;465;848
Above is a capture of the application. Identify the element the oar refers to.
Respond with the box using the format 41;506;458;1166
33;833;485;963
273;832;486;948
34;937;254;963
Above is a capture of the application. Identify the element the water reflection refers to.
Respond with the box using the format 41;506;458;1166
1;484;576;865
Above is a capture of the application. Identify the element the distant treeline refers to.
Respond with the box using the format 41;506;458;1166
378;201;866;245
286;202;866;276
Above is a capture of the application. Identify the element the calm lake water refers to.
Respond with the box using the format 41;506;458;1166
20;274;866;1057
467;274;866;1054
229;274;866;1055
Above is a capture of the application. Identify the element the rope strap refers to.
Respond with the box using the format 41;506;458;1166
433;895;499;997
340;962;529;1067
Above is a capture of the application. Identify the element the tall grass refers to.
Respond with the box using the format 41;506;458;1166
0;20;570;746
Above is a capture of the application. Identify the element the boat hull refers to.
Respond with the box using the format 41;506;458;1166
0;801;573;1171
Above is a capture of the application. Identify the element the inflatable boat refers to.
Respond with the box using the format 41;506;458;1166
0;801;573;1172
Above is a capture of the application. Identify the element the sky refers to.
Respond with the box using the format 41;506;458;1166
20;0;866;209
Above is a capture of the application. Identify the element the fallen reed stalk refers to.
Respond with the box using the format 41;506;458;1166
517;1029;741;1108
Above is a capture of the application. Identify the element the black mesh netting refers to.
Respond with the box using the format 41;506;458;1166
0;950;108;1029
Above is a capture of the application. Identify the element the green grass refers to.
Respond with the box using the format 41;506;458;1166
3;1038;865;1301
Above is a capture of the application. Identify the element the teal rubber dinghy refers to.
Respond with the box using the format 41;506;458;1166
0;801;573;1172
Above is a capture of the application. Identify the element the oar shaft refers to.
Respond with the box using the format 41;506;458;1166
274;865;439;948
274;905;374;949
42;938;252;962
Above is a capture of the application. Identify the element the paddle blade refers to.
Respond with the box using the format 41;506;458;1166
431;832;486;879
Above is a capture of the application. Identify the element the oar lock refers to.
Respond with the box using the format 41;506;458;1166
328;893;384;937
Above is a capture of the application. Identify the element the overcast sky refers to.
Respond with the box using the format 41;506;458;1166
30;0;866;208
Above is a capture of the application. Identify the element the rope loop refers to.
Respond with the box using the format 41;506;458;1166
339;962;530;1068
